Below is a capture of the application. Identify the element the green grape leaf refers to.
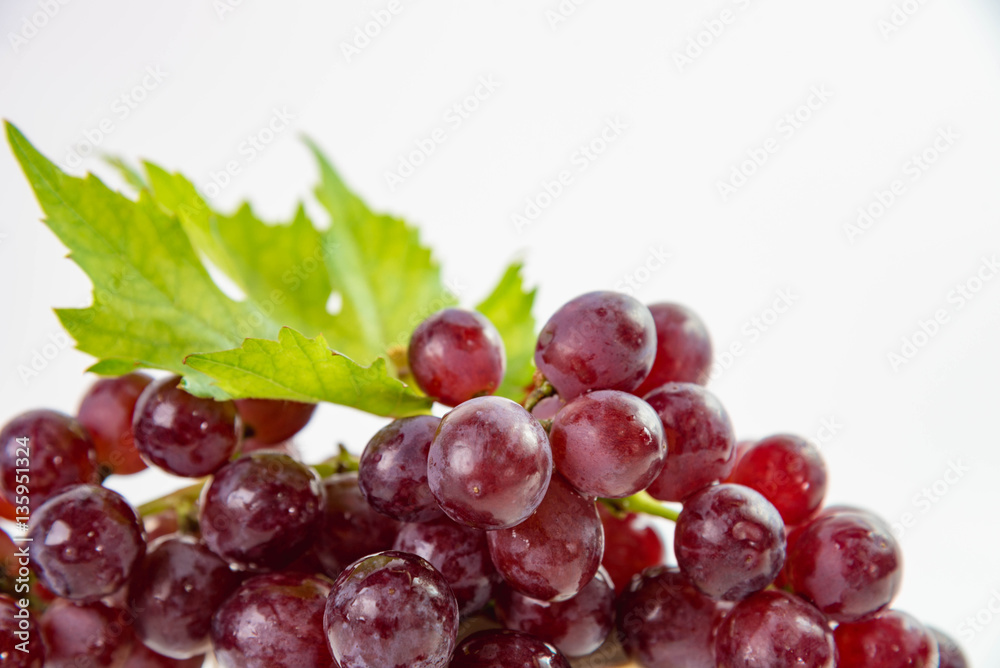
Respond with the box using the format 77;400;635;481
6;121;279;398
476;263;537;401
185;328;432;417
140;164;338;338
306;139;457;364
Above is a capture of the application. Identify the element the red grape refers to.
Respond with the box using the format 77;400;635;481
0;593;44;667
634;302;713;395
428;396;551;530
324;551;459;668
77;372;153;476
597;504;664;595
359;415;443;522
40;598;134;668
449;629;571;668
728;434;827;526
0;409;98;507
931;627;969;668
834;609;939;668
122;643;205;668
674;483;786;600
408;308;506;407
534;291;657;401
234;398;316;445
644;382;736;502
549;390;666;498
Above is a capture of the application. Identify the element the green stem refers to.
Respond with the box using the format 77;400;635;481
522;379;555;413
602;491;680;522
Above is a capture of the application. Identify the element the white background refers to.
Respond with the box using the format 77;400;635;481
2;0;1000;664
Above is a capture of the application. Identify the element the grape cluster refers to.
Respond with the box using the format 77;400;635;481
0;294;969;667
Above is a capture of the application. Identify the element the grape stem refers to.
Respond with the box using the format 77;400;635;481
522;379;556;413
602;491;680;522
135;445;361;519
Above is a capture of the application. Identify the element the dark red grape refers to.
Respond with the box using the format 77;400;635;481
786;508;902;622
313;471;400;579
234;398;316;445
634;302;713;395
931;627;969;668
40;598;134;668
142;508;180;544
212;572;333;668
28;484;145;602
674;483;785;600
324;550;459;668
530;395;564;420
549;390;666;498
428;396;551;530
728;434;827;526
644;382;736;502
834;609;939;668
1;526;16;580
77;372;153;476
617;566;725;668
496;566;614;657
128;535;243;659
714;589;836;668
359;415;443;522
0;593;44;667
596;504;664;595
132;376;241;478
199;453;324;572
408;308;506;406
0;409;98;507
449;629;571;668
0;493;16;521
487;473;603;602
534;291;656;401
393;517;499;616
122;642;205;668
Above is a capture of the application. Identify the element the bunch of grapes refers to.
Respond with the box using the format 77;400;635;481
0;291;969;667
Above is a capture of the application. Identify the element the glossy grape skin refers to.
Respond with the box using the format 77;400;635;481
212;572;333;668
834;610;939;668
40;598;134;668
122;643;205;668
596;504;664;595
0;594;44;667
643;383;736;502
313;472;400;579
714;589;836;668
674;483;785;601
616;566;725;668
0;409;98;507
128;535;243;659
487;473;604;602
450;629;571;668
931;627;969;668
408;309;507;406
530;395;565;420
549;390;666;498
132;376;242;478
393;517;499;616
77;372;153;476
1;526;16;581
199;453;324;572
234;398;316;445
785;508;902;622
428;396;552;530
534;291;657;401
28;484;145;602
728;434;827;526
496;566;614;657
633;302;713;395
359;415;443;522
324;551;459;668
